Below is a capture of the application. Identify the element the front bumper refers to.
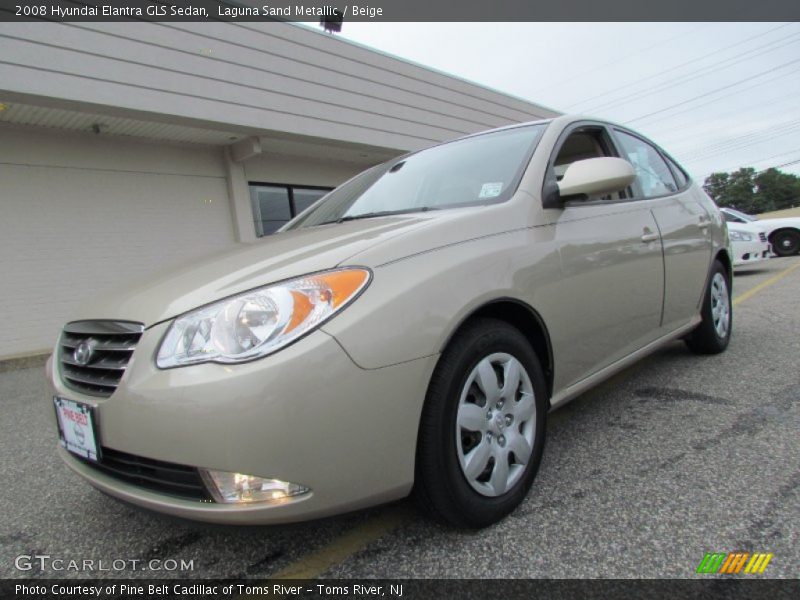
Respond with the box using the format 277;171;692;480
733;240;771;267
48;322;437;524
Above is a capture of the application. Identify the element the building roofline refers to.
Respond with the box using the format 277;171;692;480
288;21;562;117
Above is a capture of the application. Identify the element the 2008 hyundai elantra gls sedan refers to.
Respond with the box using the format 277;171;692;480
47;115;732;528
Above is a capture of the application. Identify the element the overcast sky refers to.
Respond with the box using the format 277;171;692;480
337;22;800;182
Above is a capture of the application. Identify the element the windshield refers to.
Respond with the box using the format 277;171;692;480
285;124;547;229
724;208;757;222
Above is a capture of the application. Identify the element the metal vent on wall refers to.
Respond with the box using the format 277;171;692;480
59;320;144;397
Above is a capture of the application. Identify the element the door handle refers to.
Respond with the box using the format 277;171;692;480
698;217;711;229
641;232;659;243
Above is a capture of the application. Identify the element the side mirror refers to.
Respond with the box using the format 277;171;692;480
557;157;636;201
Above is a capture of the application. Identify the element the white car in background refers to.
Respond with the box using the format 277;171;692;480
720;207;800;257
725;221;771;268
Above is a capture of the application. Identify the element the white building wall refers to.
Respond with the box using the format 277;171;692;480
0;22;557;153
0;125;389;359
0;19;559;359
0;126;235;358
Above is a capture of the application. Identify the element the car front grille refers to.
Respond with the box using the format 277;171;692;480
77;447;213;502
59;320;144;398
759;232;767;243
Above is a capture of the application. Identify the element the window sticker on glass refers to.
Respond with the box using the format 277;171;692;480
479;182;503;198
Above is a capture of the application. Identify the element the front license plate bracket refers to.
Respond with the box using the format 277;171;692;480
53;397;101;462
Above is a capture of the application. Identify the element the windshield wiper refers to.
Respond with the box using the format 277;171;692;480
319;207;433;226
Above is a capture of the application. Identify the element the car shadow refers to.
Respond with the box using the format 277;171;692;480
734;268;772;277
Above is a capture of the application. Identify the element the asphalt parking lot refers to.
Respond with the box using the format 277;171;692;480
2;256;798;580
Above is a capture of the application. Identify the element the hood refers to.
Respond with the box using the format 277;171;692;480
68;214;441;326
760;216;800;228
727;221;767;234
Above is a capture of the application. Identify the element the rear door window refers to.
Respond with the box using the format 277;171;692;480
614;130;678;198
664;155;688;189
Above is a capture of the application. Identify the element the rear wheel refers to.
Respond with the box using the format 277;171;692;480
770;229;800;257
685;260;732;354
415;318;548;528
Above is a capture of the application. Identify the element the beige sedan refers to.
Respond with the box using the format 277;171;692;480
47;115;732;527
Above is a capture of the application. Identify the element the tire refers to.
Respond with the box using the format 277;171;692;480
685;260;732;355
770;229;800;257
414;318;548;528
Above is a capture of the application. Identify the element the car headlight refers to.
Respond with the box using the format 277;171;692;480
729;230;753;242
156;268;370;368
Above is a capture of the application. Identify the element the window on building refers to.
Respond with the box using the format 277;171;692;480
250;184;332;237
293;187;329;215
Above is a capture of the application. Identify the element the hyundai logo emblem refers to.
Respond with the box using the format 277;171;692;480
73;340;96;366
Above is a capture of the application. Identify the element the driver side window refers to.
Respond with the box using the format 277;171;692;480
553;128;628;201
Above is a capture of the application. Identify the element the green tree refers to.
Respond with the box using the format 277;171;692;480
754;168;800;211
728;168;759;212
703;172;730;205
704;166;800;213
703;168;756;212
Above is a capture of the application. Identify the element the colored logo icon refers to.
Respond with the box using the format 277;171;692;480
697;552;773;574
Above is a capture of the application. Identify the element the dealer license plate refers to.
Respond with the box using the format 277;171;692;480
53;397;101;462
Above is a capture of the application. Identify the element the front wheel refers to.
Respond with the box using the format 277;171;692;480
414;318;548;528
685;260;732;354
770;229;800;257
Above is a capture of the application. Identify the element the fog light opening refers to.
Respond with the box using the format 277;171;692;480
200;470;310;504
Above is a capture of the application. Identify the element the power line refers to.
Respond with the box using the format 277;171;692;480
584;34;800;115
624;59;800;124
753;150;800;169
769;158;800;170
680;129;800;167
528;23;713;94
567;23;794;110
631;68;800;129
701;147;800;174
573;25;800;113
693;152;800;182
644;96;799;143
679;119;800;161
682;124;800;162
692;147;800;180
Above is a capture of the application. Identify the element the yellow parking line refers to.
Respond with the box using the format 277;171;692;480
263;259;799;583
269;506;409;580
733;260;800;306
